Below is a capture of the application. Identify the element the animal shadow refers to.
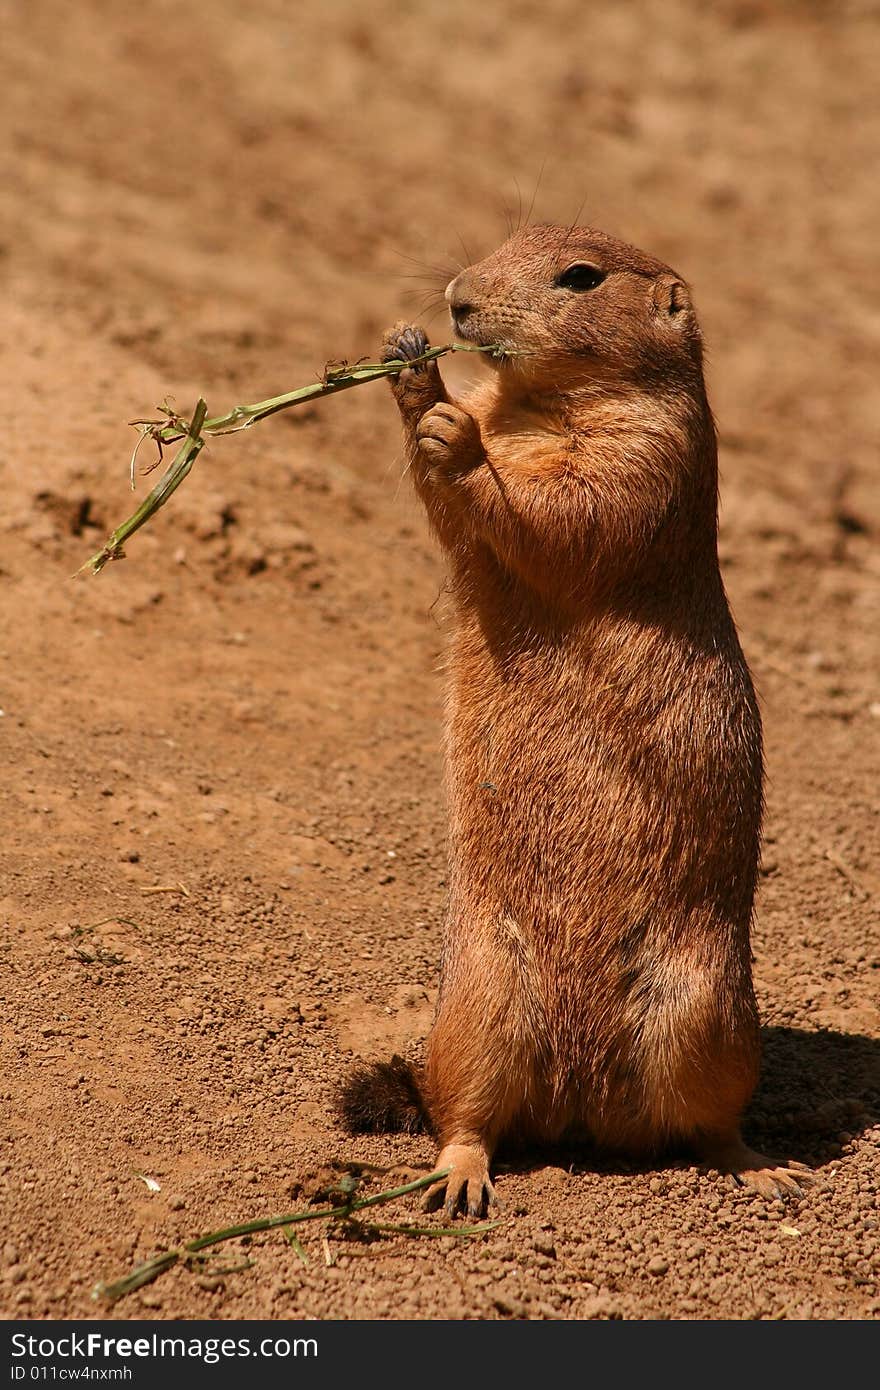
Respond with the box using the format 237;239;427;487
743;1023;879;1166
497;1024;880;1182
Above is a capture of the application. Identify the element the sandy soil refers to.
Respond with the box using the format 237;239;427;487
1;0;878;1322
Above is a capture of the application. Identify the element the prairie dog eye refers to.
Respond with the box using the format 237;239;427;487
555;263;606;291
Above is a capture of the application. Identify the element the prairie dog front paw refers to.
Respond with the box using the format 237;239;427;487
416;403;483;477
381;322;445;420
381;322;430;369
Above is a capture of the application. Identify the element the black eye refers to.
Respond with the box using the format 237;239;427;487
555;263;606;291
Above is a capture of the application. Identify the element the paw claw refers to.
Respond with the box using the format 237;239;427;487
415;404;482;470
698;1140;816;1201
426;1143;494;1220
421;1181;446;1214
381;323;430;369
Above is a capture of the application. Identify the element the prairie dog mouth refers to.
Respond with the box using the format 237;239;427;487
449;312;515;363
450;311;480;342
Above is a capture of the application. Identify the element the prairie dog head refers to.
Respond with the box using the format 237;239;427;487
445;224;704;395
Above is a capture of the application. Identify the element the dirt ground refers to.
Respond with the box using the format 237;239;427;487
1;0;877;1323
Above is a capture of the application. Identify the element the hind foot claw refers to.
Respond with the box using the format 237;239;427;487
423;1143;497;1219
700;1137;816;1199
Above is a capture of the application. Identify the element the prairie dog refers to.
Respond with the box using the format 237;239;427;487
340;224;811;1215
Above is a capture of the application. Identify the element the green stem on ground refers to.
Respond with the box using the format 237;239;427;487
93;1166;500;1304
345;1218;501;1239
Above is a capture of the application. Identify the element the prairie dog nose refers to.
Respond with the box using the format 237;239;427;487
446;274;475;318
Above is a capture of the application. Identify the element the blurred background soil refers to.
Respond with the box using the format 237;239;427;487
0;0;877;1320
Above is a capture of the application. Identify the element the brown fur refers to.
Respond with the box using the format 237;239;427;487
339;225;812;1214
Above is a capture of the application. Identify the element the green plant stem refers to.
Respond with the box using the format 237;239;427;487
77;398;207;576
79;342;498;577
183;1168;451;1253
283;1228;310;1265
349;1218;503;1239
154;344;480;444
93;1166;498;1304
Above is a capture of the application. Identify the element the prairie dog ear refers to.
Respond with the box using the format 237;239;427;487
652;275;691;319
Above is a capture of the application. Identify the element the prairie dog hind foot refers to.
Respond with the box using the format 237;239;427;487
423;1143;497;1219
698;1135;815;1199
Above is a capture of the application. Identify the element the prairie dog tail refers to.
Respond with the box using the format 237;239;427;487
336;1055;431;1136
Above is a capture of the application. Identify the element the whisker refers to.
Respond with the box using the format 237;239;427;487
563;194;589;247
548;193;589;277
525;159;547;228
441;249;466;274
390;248;461;282
454;229;473;267
400;294;444;323
396;270;450;285
398;286;445;306
422;303;450;331
392;453;415;502
498;196;515;239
